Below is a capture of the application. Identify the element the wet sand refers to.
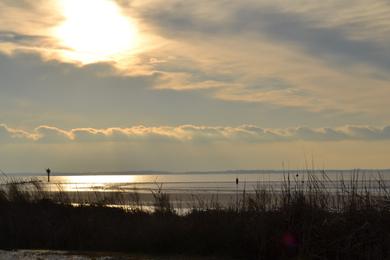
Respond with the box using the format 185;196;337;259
0;250;228;260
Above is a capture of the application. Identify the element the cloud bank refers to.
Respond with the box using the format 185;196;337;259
1;124;390;144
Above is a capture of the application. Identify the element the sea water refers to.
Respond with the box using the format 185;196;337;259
2;169;390;194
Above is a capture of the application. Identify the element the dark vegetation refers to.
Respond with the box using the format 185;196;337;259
1;172;390;259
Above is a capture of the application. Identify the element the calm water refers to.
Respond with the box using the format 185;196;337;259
3;169;390;194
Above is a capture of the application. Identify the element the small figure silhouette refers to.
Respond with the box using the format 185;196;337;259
235;178;239;211
46;168;51;182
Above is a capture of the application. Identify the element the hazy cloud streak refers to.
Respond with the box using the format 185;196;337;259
1;124;390;143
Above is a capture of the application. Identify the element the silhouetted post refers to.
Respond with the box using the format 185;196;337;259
46;168;51;182
236;177;239;211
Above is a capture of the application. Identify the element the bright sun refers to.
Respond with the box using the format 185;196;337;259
54;0;138;64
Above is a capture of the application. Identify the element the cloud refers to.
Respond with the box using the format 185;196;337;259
0;124;36;142
128;0;390;113
2;123;390;144
132;0;390;67
0;31;45;45
154;71;226;91
213;80;319;110
254;7;390;71
0;1;60;44
1;0;390;119
35;125;73;142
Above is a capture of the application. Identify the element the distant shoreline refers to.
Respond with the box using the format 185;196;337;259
5;168;390;176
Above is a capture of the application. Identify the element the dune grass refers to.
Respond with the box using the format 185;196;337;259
0;171;390;259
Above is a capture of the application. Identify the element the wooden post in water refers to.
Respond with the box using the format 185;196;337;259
46;168;51;182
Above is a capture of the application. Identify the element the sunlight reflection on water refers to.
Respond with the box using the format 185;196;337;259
53;173;281;192
3;170;390;194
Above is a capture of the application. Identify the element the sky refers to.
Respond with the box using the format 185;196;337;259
0;0;390;173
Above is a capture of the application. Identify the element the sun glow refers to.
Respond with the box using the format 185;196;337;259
54;0;139;64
